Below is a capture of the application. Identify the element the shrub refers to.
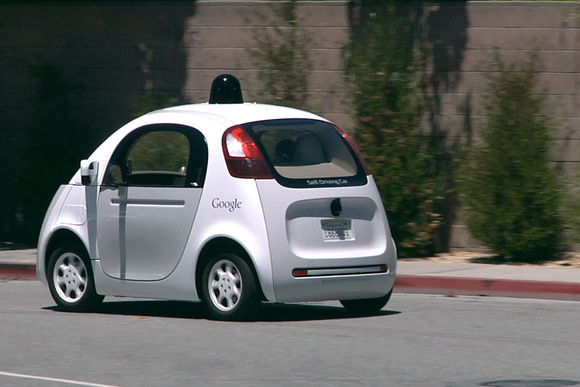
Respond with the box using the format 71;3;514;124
346;3;444;257
130;90;178;118
250;0;312;110
459;54;564;262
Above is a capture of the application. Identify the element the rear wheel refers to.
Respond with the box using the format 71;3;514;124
340;290;392;314
47;242;103;312
201;253;261;321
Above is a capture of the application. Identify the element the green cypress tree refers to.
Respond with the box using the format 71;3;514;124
347;3;443;257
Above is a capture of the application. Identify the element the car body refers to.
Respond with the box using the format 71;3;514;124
36;75;397;320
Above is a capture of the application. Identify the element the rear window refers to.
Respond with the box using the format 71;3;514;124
242;119;368;188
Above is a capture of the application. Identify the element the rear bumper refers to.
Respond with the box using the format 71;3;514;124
270;231;398;302
272;269;396;302
269;229;398;302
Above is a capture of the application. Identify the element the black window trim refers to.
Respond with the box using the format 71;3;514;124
103;123;208;189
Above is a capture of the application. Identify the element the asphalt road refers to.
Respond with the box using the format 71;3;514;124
1;280;579;387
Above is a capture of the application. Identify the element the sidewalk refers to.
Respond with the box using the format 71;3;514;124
1;249;579;301
0;249;37;280
396;259;580;301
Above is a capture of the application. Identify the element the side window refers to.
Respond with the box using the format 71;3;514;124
106;125;208;188
126;131;189;186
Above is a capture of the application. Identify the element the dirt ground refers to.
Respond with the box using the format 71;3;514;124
400;251;580;269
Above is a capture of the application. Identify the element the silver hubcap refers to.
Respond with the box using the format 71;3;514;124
208;259;242;312
53;252;88;303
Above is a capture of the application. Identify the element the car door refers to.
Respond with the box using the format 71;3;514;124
96;124;207;281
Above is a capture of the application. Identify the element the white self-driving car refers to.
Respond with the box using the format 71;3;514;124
37;75;397;320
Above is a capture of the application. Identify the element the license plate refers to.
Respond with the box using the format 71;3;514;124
321;219;354;241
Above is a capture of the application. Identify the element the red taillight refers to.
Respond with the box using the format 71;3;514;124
334;125;371;175
292;269;309;277
222;126;273;179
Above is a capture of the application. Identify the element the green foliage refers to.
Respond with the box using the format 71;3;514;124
129;131;189;172
346;4;444;257
459;54;564;262
14;64;88;244
250;0;312;109
129;81;183;172
131;90;178;118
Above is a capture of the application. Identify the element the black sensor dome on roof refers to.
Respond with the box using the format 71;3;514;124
209;74;243;104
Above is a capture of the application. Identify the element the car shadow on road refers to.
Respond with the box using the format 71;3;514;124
258;302;400;322
44;299;401;322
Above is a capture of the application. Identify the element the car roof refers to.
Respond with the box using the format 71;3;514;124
150;102;327;127
80;102;330;174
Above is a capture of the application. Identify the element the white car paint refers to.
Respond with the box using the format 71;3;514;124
37;76;397;319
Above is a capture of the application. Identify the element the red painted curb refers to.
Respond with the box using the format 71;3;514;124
0;263;37;280
394;275;580;301
1;263;579;301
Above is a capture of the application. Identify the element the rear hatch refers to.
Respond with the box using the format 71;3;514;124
238;119;394;301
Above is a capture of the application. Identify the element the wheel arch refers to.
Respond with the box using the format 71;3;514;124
195;237;265;301
43;229;88;275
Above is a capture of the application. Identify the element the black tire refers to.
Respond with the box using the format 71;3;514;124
201;253;261;321
340;289;393;314
47;242;104;312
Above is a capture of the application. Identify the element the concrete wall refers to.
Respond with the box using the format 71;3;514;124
182;1;353;129
434;2;580;249
182;1;580;251
0;2;197;243
1;1;579;250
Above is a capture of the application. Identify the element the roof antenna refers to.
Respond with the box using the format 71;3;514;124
209;74;243;104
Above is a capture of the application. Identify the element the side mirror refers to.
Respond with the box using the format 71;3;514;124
80;160;99;185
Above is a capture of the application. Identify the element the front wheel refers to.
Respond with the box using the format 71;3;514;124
340;289;393;314
201;253;261;321
47;242;104;312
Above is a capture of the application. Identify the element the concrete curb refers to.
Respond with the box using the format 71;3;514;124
394;275;580;301
2;262;580;302
0;263;37;280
